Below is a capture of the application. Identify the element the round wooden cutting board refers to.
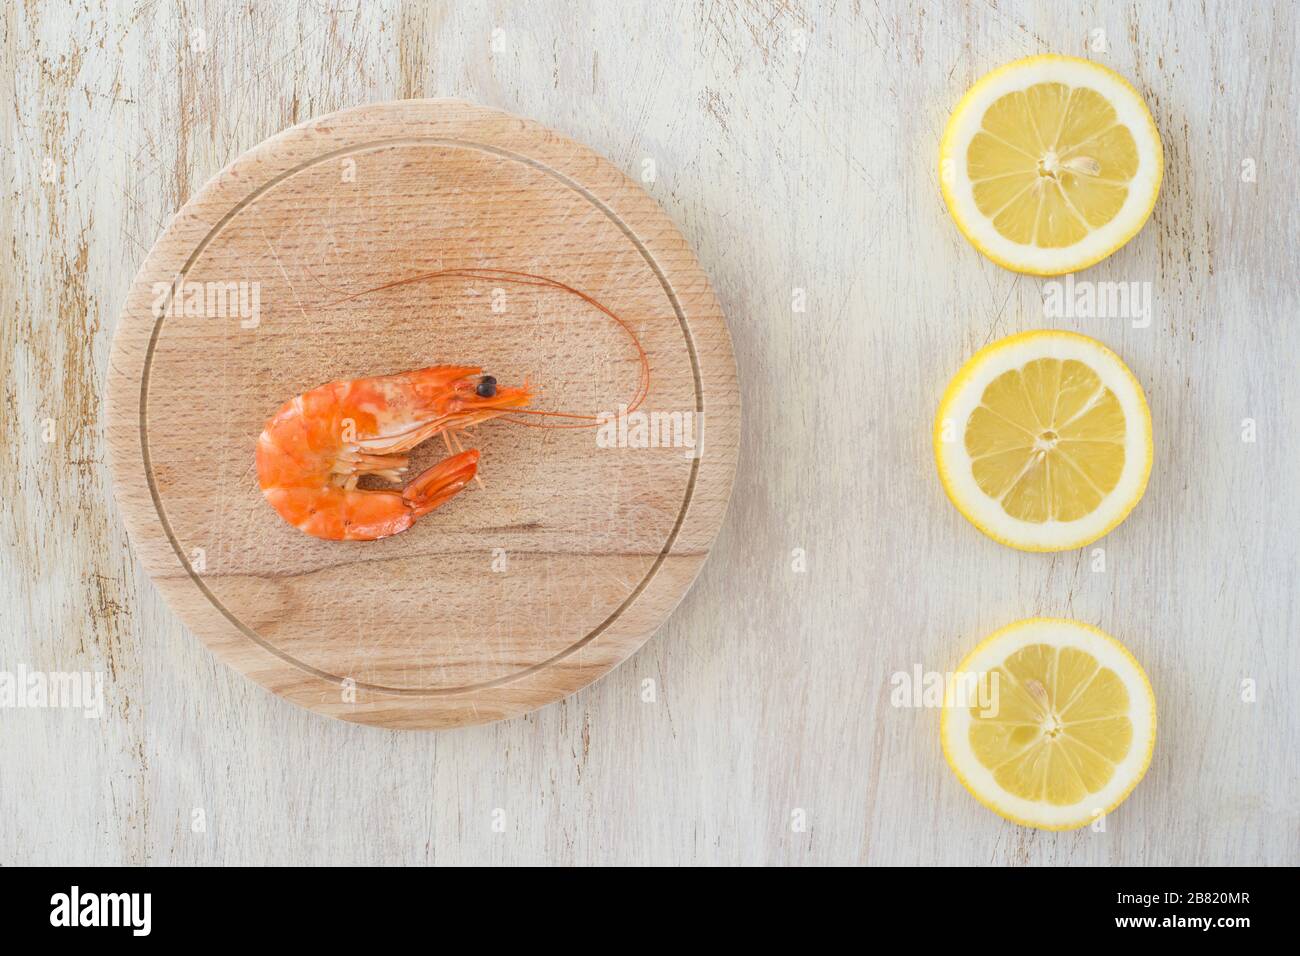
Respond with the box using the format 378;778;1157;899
107;100;739;729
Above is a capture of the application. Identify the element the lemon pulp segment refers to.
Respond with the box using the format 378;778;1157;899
970;643;1132;805
965;357;1126;523
969;83;1139;248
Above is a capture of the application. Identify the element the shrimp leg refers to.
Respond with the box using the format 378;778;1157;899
402;449;480;518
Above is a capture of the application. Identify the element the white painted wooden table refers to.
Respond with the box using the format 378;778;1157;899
2;0;1296;865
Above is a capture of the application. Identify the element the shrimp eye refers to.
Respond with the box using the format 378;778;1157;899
476;381;497;398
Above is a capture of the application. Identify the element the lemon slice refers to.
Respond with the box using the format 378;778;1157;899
935;330;1152;551
941;618;1156;830
940;55;1163;275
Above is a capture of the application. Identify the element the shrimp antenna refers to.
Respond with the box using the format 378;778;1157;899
325;268;651;428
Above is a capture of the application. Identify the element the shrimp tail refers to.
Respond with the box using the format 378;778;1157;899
402;449;480;518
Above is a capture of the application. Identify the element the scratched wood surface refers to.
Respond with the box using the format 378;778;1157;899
2;0;1296;865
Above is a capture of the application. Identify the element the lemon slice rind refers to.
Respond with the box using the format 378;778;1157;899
934;330;1153;552
941;618;1156;831
940;55;1163;276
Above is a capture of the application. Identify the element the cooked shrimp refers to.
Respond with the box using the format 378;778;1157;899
256;366;531;540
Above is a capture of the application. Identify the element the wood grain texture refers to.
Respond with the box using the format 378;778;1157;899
2;0;1297;864
105;99;738;729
